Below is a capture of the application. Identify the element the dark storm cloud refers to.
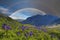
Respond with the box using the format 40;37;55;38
0;0;60;16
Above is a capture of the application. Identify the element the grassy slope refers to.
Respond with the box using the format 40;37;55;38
0;14;60;40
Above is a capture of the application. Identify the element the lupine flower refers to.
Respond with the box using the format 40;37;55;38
2;24;6;27
29;31;33;36
21;26;26;31
16;32;20;35
2;24;11;30
6;26;11;30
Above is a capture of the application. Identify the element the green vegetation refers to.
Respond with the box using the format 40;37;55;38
0;14;60;40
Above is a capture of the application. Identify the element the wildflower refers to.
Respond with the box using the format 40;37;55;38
6;26;11;30
2;24;11;30
16;32;20;35
21;26;27;31
2;24;6;27
29;31;33;36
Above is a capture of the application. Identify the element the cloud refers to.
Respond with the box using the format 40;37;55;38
0;6;9;14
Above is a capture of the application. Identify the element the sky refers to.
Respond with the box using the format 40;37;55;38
9;8;46;20
0;0;60;19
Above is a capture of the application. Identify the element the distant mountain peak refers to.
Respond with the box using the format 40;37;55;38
22;14;59;26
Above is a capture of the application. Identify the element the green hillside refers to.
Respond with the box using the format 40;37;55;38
0;14;60;40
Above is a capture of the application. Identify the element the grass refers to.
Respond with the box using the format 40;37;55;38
0;14;60;40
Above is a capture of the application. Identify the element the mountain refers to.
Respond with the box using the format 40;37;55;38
22;15;59;26
51;18;60;24
0;12;10;16
16;19;25;22
0;14;60;40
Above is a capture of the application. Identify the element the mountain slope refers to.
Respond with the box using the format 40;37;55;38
51;18;60;24
22;15;59;26
0;14;60;40
0;14;23;28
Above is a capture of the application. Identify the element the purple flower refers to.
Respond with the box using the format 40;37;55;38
21;26;27;31
6;26;11;30
2;24;11;30
2;24;6;27
17;32;20;35
29;31;33;36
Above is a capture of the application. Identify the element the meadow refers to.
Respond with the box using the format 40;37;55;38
0;14;60;40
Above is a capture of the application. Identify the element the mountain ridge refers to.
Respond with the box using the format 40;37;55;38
22;14;59;26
